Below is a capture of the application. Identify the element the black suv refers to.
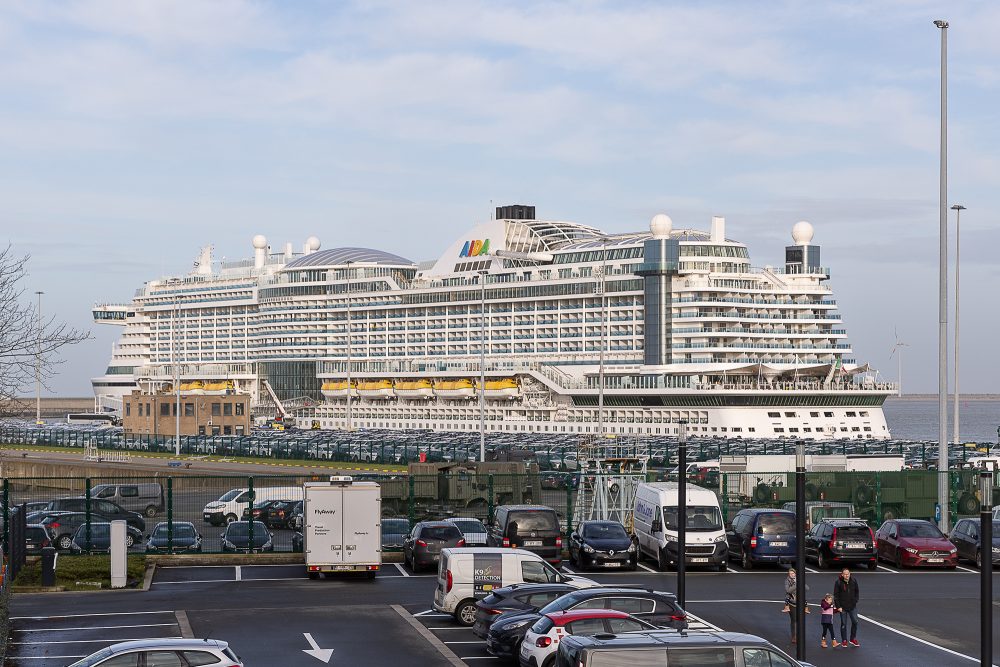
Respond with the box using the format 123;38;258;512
488;505;563;565
486;587;687;662
805;518;876;570
950;517;1000;568
557;630;804;667
44;497;146;533
472;583;579;640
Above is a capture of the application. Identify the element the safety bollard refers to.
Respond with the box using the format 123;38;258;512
41;546;57;587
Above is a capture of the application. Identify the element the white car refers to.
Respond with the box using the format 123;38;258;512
519;609;655;667
68;639;242;667
446;517;489;546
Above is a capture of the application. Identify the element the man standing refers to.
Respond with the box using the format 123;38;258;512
833;567;860;647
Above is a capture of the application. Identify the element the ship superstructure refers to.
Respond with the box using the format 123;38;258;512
93;208;895;439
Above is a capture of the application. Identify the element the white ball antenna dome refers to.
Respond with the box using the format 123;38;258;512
252;234;268;249
791;221;814;245
650;213;673;239
306;236;321;251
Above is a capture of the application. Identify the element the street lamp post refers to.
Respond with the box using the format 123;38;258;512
345;261;354;431
934;18;950;532
795;440;807;660
951;204;966;446
676;421;687;609
597;237;608;437
34;291;43;425
174;303;180;456
979;471;992;667
479;270;488;463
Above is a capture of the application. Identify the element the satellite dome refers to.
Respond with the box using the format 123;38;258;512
791;221;814;245
306;236;321;251
650;213;673;239
252;234;268;249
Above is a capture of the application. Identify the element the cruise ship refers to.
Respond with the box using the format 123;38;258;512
92;205;896;439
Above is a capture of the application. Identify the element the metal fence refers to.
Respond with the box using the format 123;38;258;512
3;424;990;471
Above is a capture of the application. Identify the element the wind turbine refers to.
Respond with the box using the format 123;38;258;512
889;328;909;397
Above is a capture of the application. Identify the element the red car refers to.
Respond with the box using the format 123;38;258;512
875;519;958;569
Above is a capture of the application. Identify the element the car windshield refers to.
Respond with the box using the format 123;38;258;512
836;526;871;540
219;489;243;502
509;511;559;532
758;514;795;535
898;523;944;539
227;522;267;536
583;523;628;540
153;525;196;539
77;524;110;537
421;526;462;541
67;648;114;667
663;506;723;532
450;520;485;534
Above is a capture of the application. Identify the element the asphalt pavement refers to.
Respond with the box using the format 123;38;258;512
8;560;999;667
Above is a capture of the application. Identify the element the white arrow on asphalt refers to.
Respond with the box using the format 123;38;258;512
302;633;334;663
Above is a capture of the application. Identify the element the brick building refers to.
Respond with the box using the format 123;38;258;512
122;392;252;436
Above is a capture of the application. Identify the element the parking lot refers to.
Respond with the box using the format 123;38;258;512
8;561;999;666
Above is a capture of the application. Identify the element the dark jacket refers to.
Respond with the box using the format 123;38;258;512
833;575;860;611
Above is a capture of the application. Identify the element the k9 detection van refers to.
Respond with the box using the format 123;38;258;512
633;482;728;571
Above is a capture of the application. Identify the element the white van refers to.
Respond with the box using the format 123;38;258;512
433;547;599;626
633;482;728;571
202;485;304;526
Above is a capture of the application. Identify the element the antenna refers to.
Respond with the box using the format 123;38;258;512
888;326;909;397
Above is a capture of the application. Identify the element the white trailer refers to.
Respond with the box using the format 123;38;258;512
720;454;904;502
304;476;382;579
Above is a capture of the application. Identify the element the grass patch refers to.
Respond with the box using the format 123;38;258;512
0;443;407;473
13;555;147;591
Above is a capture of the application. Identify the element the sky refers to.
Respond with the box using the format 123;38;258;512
1;0;998;397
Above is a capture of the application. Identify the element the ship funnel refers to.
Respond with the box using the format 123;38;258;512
284;242;293;260
711;216;725;243
195;246;213;276
252;235;268;269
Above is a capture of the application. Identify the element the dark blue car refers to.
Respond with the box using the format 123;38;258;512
568;520;637;571
726;508;796;569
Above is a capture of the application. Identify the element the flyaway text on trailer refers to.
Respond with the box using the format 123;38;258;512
304;476;381;579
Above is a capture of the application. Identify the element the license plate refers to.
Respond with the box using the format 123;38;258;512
524;540;542;547
603;562;621;567
927;558;943;563
330;565;355;571
691;557;709;563
771;541;788;547
847;543;865;549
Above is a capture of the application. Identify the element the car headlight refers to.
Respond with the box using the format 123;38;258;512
222;539;234;549
627;543;636;553
993;547;1000;554
950;547;957;553
498;620;531;632
583;544;595;554
714;535;727;543
905;547;918;554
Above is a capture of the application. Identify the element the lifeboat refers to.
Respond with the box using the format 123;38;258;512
434;379;475;399
184;380;205;395
357;379;395;399
479;378;519;399
202;380;235;395
320;381;357;399
395;379;434;399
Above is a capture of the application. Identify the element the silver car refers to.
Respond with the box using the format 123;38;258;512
68;638;242;666
446;517;489;547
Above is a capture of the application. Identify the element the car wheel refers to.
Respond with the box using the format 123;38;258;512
144;506;158;518
657;548;668;572
125;534;135;548
308;572;320;580
894;549;903;569
542;655;557;667
718;559;728;572
741;548;753;570
867;560;878;570
817;550;828;569
57;534;73;550
225;514;238;524
455;600;477;626
976;550;982;569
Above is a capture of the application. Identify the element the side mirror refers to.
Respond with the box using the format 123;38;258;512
651;519;662;534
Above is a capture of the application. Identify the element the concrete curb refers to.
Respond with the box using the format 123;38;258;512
175;610;194;638
391;605;466;667
142;564;156;591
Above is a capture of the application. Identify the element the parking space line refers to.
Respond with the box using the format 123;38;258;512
561;565;577;574
13;637;184;645
443;641;486;644
235;566;242;581
391;605;466;667
858;613;999;666
413;610;450;617
462;657;500;660
11;611;176;620
394;563;411;577
427;627;473;630
9;656;87;660
637;563;657;573
877;565;899;573
955;565;978;573
804;567;820;574
152;579;238;585
15;623;177;633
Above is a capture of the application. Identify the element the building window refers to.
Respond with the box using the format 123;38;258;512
235;425;245;436
184;403;194;417
223;403;233;416
125;403;131;417
223;425;232;435
160;403;170;417
235;403;245;416
138;403;143;417
211;425;221;435
211;403;221;416
198;426;206;435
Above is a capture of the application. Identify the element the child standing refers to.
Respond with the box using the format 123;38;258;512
820;593;837;648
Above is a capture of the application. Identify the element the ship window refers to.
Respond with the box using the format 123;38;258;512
774;428;785;433
789;427;799;432
860;411;869;417
748;427;756;432
810;412;819;417
803;427;812;432
846;411;857;417
768;412;780;418
784;412;796;418
824;412;834;417
863;427;871;431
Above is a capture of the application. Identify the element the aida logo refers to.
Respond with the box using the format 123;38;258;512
459;239;491;257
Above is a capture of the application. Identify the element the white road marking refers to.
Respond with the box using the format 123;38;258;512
16;623;178;632
804;567;820;573
8;656;87;659
235;566;242;581
444;641;486;644
12;636;183;645
11;611;176;620
561;565;577;574
462;658;500;660
428;627;475;630
637;563;657;573
394;563;411;577
955;565;978;573
858;613;1000;667
876;565;898;573
152;579;241;585
413;610;450;617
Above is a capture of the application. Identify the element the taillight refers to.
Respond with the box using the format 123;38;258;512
50;522;60;529
868;528;876;543
457;539;466;547
417;539;428;547
489;609;504;615
750;536;757;549
535;636;552;648
555;536;562;547
502;537;510;547
670;613;687;622
446;569;453;593
831;527;838;545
